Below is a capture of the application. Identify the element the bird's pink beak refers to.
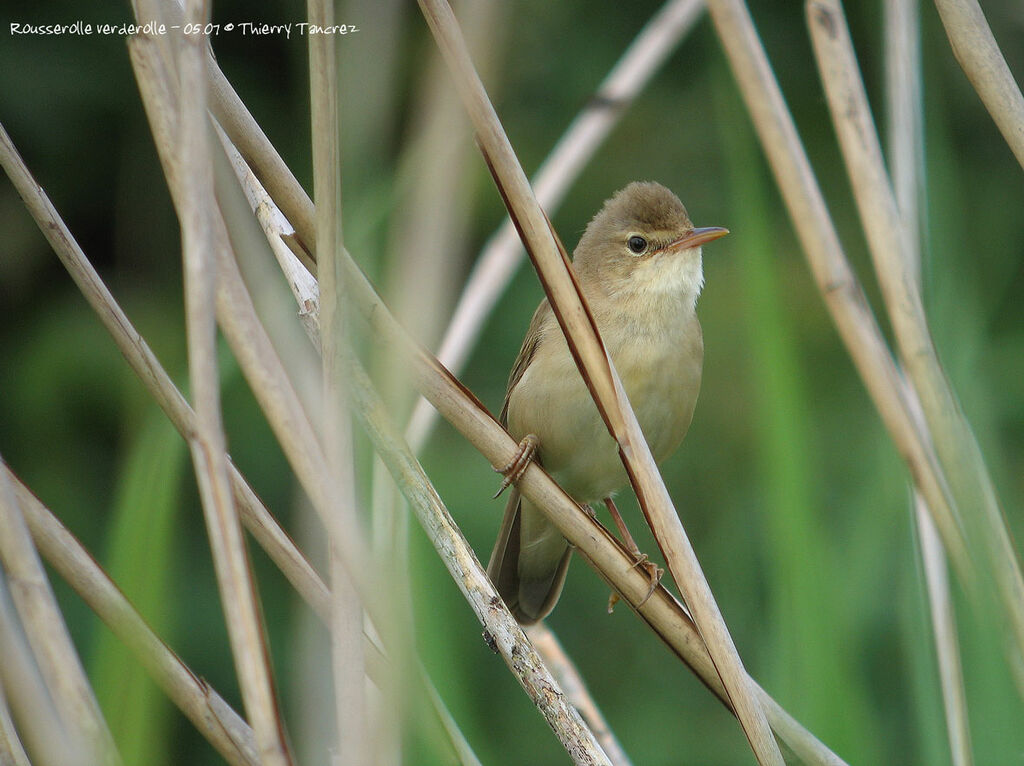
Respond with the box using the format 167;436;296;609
665;226;729;252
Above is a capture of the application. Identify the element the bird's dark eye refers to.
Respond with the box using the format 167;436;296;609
627;235;647;254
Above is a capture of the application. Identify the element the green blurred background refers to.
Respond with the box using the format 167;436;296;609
2;0;1023;763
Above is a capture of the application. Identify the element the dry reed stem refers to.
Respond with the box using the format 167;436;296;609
4;466;262;766
415;2;782;762
222;132;321;342
134;26;293;765
133;35;377;624
0;454;118;766
342;346;613;766
918;497;974;766
420;675;483;766
885;2;974;761
305;0;371;760
806;0;1024;667
0;471;96;766
216;56;844;766
0;677;31;766
405;0;706;452
526;623;633;766
704;0;970;581
303;0;372;761
0;107;475;764
206;58;317;268
884;0;924;274
0;116;327;639
932;0;1024;171
0;566;82;766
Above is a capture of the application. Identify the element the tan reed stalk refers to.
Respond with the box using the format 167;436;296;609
414;2;783;762
0;676;31;766
132;33;379;616
806;0;1024;669
342;343;614;766
134;21;294;764
932;0;1024;171
918;496;974;765
0;113;477;765
305;0;372;761
703;0;970;581
0;460;109;766
0;119;325;633
404;0;706;453
0;565;82;766
885;1;974;761
4;465;262;766
526;623;633;766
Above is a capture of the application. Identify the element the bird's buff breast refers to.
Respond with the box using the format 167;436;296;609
506;315;702;504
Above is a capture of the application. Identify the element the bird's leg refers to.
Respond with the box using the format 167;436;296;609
492;434;539;498
604;497;662;612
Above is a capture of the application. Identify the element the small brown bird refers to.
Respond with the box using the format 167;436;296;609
486;181;727;624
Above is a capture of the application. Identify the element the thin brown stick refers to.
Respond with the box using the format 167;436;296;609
132;32;377;623
885;2;974;761
5;466;262;766
526;623;633;766
918;497;974;765
703;0;970;580
0;109;477;766
806;0;1024;667
137;24;293;765
0;455;118;766
305;0;370;759
415;2;782;762
206;58;316;267
343;345;613;765
0;674;31;766
0;566;82;766
932;0;1024;171
0;117;326;638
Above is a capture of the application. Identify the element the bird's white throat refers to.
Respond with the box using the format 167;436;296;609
619;248;705;312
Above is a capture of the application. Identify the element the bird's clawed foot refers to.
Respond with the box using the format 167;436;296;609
607;552;663;613
493;434;539;498
604;497;663;613
631;552;664;605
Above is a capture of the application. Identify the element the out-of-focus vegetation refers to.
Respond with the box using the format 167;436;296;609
1;0;1022;763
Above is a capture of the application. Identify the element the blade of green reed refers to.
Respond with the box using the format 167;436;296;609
714;64;878;763
90;409;188;766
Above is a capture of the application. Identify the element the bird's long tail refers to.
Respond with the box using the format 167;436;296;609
486;488;572;625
